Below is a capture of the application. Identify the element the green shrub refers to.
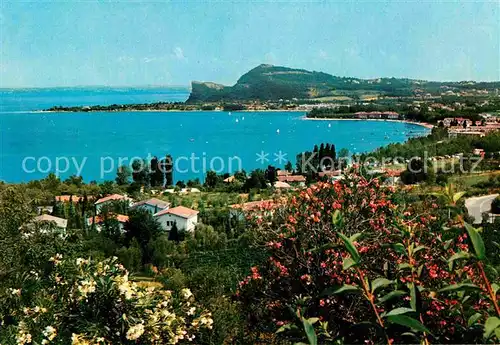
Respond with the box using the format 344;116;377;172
158;267;188;291
116;239;142;272
492;196;500;214
0;257;213;344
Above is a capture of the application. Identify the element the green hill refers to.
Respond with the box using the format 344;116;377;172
186;64;500;103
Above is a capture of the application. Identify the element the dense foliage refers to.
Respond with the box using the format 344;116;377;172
492;196;500;214
237;174;500;344
1;256;213;344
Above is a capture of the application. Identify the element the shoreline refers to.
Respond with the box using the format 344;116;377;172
34;109;307;114
302;116;434;129
32;110;433;129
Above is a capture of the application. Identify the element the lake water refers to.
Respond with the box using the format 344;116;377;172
0;87;430;183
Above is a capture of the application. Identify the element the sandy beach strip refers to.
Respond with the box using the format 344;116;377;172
302;116;434;129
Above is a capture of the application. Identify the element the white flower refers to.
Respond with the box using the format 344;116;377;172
9;288;21;296
76;258;89;266
49;253;63;265
180;288;193;300
42;326;57;340
77;279;96;299
16;330;32;345
126;324;145;340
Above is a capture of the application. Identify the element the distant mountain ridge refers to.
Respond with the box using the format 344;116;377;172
186;64;500;103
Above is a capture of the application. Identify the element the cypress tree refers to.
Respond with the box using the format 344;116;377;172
150;156;159;187
165;154;174;187
319;143;325;162
168;221;180;243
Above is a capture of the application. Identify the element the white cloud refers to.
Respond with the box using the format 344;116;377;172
173;47;185;60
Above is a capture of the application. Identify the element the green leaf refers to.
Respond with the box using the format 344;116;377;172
417;265;424;277
467;313;482;327
392;243;406;254
443;239;453;250
349;233;362;243
330;284;362;295
332;210;342;226
484;317;500;340
338;232;360;263
453;191;466;203
464;223;486;260
439;283;481;293
413;245;427;255
302;318;318;345
384;307;415;317
400;332;419;342
307;317;319;325
409;283;419;312
387;315;432;334
492;283;499;296
310;242;338;254
343;257;357;270
276;323;294;334
371;278;393;293
378;290;407;303
398;263;411;270
448;251;471;263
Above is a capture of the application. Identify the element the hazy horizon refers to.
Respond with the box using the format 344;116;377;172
1;1;499;88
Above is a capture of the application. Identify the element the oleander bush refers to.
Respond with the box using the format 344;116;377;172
0;256;213;345
237;174;500;344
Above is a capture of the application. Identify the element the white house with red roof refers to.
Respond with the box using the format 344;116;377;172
87;214;129;232
154;206;199;232
95;194;133;214
131;198;170;214
22;214;68;232
277;175;306;186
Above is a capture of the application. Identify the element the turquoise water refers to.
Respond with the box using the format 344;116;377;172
0;88;429;183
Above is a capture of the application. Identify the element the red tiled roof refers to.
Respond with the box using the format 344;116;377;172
274;181;291;188
277;170;292;176
277;175;306;182
229;200;275;211
55;195;95;203
154;206;199;219
56;195;82;203
223;176;236;183
95;194;128;205
88;214;129;225
383;169;403;177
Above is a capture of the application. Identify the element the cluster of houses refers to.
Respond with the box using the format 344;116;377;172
223;170;307;190
275;170;306;189
443;115;500;138
25;194;199;234
93;195;199;233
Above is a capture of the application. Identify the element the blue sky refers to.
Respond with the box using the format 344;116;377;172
1;0;498;88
